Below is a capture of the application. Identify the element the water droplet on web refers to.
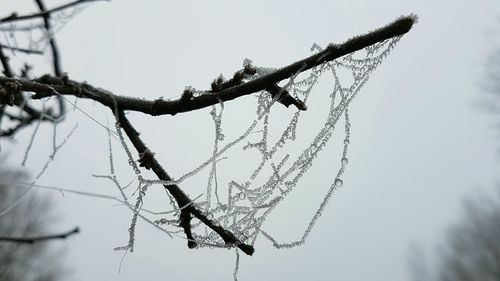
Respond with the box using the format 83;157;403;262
334;179;343;187
344;139;350;145
217;133;225;141
238;193;246;200
128;159;134;166
341;157;348;165
206;212;214;220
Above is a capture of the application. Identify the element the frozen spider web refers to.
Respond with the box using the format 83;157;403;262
27;35;401;258
7;28;403;279
147;35;403;250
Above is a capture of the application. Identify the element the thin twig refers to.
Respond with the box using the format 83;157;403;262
34;0;66;119
0;0;104;25
0;44;14;77
34;0;62;75
0;227;79;244
0;38;55;136
0;43;43;55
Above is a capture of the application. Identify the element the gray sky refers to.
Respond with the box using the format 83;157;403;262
3;0;500;280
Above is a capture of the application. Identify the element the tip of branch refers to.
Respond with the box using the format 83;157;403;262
393;14;418;35
239;243;255;256
188;240;198;248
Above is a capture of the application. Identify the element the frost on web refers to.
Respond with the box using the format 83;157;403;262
87;31;404;257
141;35;404;251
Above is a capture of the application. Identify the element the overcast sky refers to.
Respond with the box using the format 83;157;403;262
3;0;500;280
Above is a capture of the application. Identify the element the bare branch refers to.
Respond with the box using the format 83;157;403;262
0;44;14;77
115;111;255;255
0;117;37;137
0;15;416;117
0;39;54;137
34;0;62;75
0;44;43;55
34;0;67;120
0;227;79;244
0;0;105;25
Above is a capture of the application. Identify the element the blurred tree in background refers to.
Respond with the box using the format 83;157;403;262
409;34;500;281
409;189;500;281
0;161;68;281
436;191;500;281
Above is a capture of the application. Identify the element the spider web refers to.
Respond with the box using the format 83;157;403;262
10;34;402;256
148;35;403;250
0;5;412;280
3;17;404;259
2;19;403;266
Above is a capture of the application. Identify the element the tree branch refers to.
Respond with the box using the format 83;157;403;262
0;0;105;25
0;13;416;255
0;227;79;244
0;15;416;117
33;0;66;118
0;43;51;133
115;111;255;255
0;44;43;55
34;0;62;76
0;44;14;77
0;55;54;137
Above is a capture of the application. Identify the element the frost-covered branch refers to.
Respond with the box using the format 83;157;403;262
0;15;416;118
